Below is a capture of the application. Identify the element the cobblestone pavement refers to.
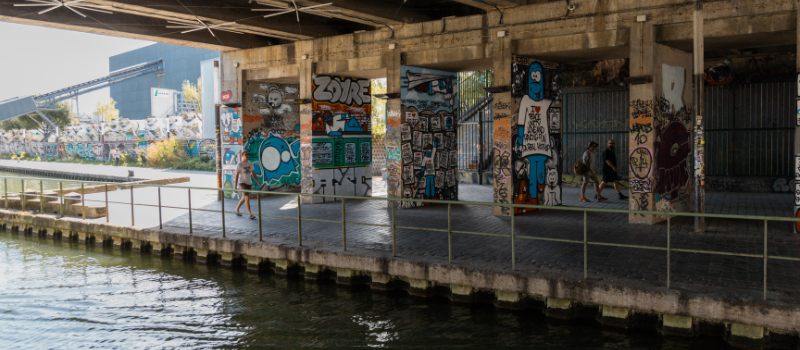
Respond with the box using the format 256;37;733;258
162;179;800;302
2;160;798;302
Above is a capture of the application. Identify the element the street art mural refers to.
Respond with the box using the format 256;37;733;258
795;74;800;232
654;64;692;213
310;75;372;202
509;57;562;213
0;139;215;162
242;82;301;192
397;66;458;208
221;107;242;144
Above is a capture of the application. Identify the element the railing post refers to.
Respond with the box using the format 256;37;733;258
221;189;226;238
81;183;85;220
105;184;109;223
188;188;192;234
39;180;43;214
391;201;396;257
583;210;587;279
511;206;516;271
257;192;262;241
341;199;346;251
130;186;134;227
4;178;7;209
763;219;768;300
297;195;302;246
667;215;671;288
448;203;452;264
58;181;62;218
21;178;25;212
157;187;162;229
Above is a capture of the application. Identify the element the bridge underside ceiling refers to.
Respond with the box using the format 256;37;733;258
0;0;485;51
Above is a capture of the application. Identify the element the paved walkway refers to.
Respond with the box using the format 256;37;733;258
1;160;798;303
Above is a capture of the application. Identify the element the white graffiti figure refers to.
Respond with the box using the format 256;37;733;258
516;62;552;203
260;85;293;115
543;167;561;206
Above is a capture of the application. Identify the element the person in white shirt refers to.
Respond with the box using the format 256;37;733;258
234;151;262;220
580;141;606;202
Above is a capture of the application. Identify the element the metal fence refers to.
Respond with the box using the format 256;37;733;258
1;174;799;301
457;70;494;173
704;81;796;177
562;89;630;176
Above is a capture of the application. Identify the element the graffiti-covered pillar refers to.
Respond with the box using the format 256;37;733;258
385;51;403;203
396;66;459;208
306;74;373;202
491;36;514;216
794;10;800;233
628;20;694;224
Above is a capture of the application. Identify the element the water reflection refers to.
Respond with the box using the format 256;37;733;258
0;234;731;349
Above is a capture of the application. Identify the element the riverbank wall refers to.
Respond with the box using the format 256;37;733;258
1;209;798;349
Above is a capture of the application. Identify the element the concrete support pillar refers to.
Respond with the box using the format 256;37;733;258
298;41;316;204
370;273;397;291
544;298;575;319
407;278;433;297
599;305;631;328
195;248;209;263
273;259;296;275
628;21;694;224
385;50;403;204
244;255;266;272
692;0;706;232
492;36;514;215
727;323;765;349
302;263;326;280
494;291;525;309
661;314;695;336
335;268;361;285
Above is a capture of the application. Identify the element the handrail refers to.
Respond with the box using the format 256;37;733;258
1;173;798;301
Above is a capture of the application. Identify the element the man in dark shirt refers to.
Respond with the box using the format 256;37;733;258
598;140;628;200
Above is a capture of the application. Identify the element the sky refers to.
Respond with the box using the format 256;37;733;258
0;21;154;115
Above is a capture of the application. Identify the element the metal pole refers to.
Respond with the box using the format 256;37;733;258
188;189;192;234
257;193;262;241
447;203;452;264
341;199;346;251
130;186;134;227
158;187;162;229
667;215;671;288
39;180;43;214
391;202;396;257
81;183;85;220
297;195;302;246
692;0;706;232
21;178;25;212
4;178;7;209
763;219;768;300
221;189;226;238
511;207;516;271
58;181;62;217
583;210;587;279
105;184;109;223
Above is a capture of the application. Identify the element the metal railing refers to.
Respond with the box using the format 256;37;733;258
1;174;799;301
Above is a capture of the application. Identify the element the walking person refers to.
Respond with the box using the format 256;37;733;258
580;141;606;202
598;140;628;200
111;148;122;166
234;151;262;220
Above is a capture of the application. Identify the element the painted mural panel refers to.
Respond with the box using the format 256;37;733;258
509;57;562;213
221;144;242;199
310;75;372;202
399;66;458;208
220;107;242;144
654;63;692;214
242;82;301;192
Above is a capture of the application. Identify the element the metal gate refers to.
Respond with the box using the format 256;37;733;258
704;81;795;177
457;71;494;176
562;90;630;177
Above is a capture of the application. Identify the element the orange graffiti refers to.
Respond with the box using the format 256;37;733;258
243;114;261;123
631;116;652;125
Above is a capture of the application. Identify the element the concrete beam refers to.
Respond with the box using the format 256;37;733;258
515;28;630;62
656;13;797;51
452;0;526;11
251;0;436;26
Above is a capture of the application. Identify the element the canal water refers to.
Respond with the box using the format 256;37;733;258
0;171;82;193
0;234;732;349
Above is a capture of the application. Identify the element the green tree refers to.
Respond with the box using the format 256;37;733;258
95;98;119;123
182;78;202;113
0;101;73;131
371;78;386;135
